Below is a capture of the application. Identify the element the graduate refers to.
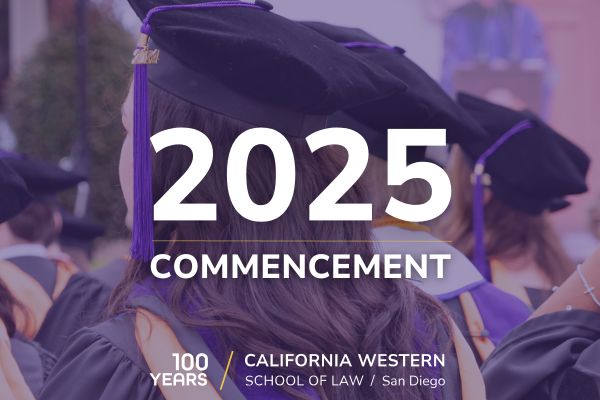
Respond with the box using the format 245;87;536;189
303;21;531;364
0;280;54;400
438;93;590;310
0;153;112;355
40;1;484;399
482;247;600;400
0;159;55;398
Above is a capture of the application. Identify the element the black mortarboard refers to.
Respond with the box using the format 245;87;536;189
544;134;590;214
0;152;86;197
127;0;409;260
301;21;486;163
0;159;32;223
457;92;589;215
59;211;105;250
456;93;589;279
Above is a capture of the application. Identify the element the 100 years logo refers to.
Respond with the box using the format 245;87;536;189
150;353;209;387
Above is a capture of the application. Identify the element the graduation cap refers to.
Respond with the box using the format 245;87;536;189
301;21;486;163
59;211;105;252
0;152;86;198
127;0;409;261
0;158;32;223
456;93;590;278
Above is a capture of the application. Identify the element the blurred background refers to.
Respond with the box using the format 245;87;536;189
1;0;599;266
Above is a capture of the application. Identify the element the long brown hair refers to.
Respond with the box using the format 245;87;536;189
437;147;574;286
112;86;451;400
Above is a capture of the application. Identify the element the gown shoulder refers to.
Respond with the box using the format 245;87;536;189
39;312;164;400
482;310;600;400
35;273;113;355
11;336;56;397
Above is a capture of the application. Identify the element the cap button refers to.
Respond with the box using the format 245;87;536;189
255;0;274;11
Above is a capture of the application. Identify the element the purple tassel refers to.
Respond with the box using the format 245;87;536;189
129;2;266;262
341;41;395;51
472;120;533;280
472;163;489;279
131;25;155;262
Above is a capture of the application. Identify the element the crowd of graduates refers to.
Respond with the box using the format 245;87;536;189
0;1;598;399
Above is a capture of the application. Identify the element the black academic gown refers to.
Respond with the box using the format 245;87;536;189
39;313;164;400
39;293;464;400
3;254;111;355
482;310;600;400
11;335;56;397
